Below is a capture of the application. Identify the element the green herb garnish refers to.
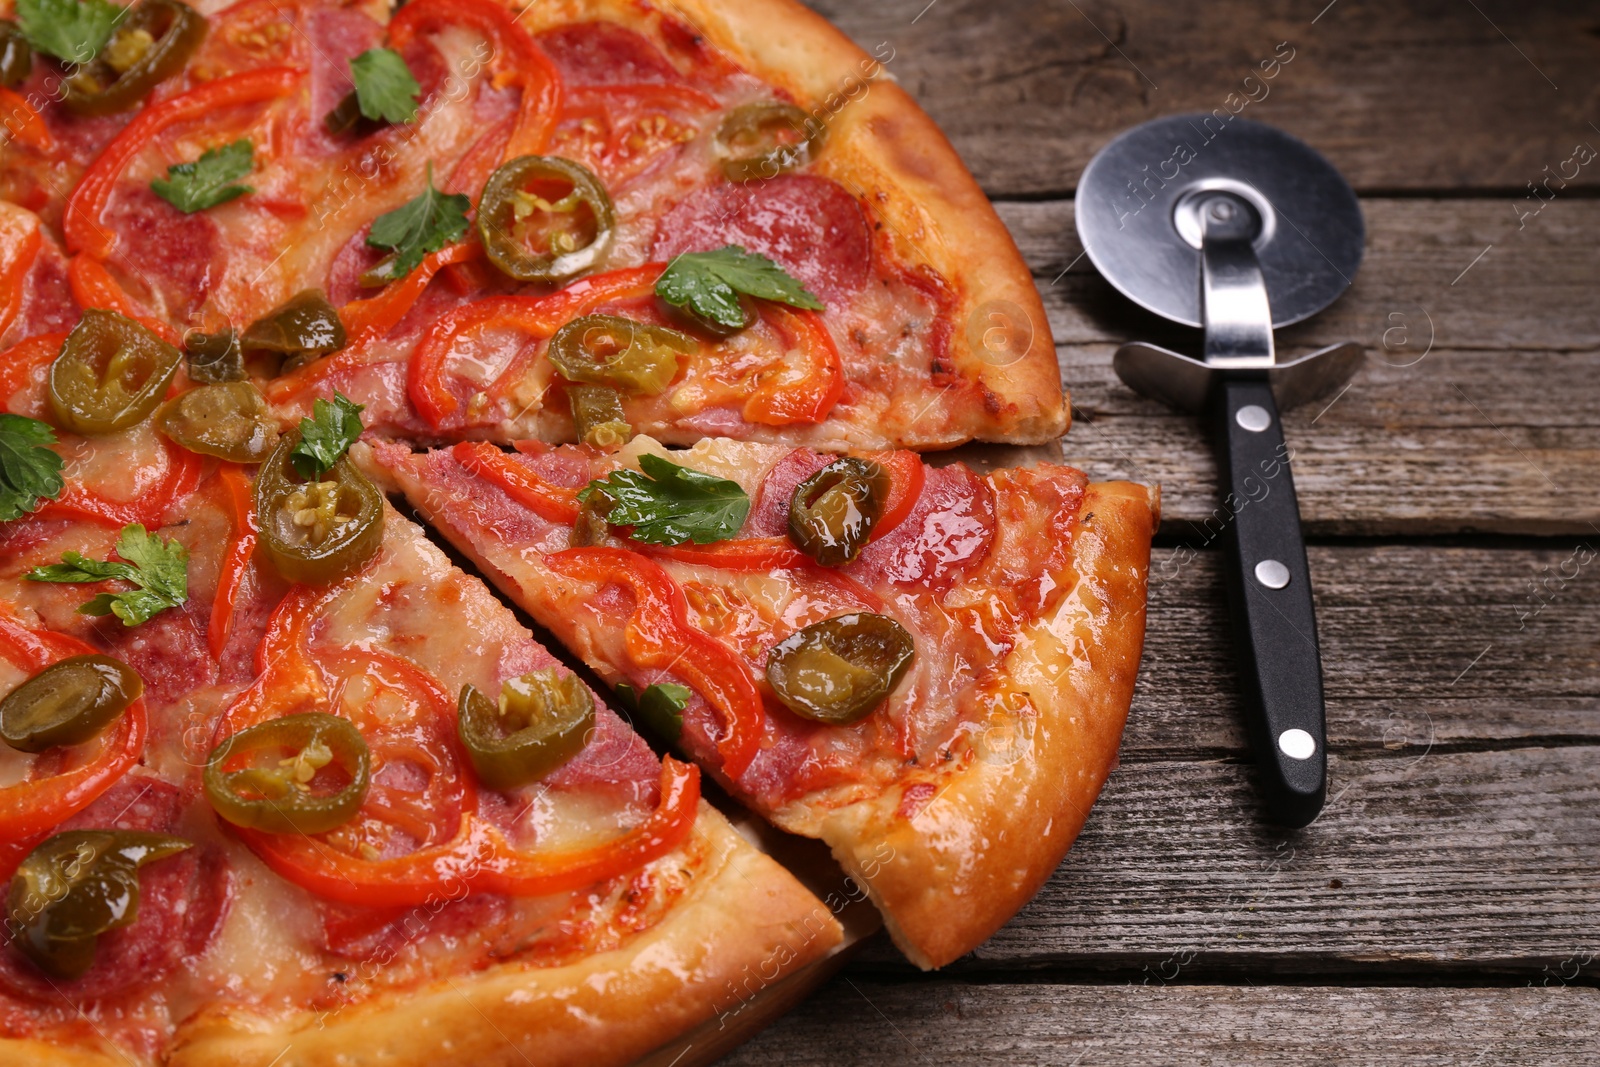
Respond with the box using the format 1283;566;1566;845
28;523;189;626
578;453;750;547
655;245;823;330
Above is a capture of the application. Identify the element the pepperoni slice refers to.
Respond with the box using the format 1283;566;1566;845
306;7;385;136
100;187;220;321
747;449;830;536
536;22;685;86
650;175;873;306
0;777;233;1003
847;464;997;595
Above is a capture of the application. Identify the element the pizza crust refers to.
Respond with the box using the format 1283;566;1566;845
773;480;1157;968
631;0;1068;447
159;803;841;1067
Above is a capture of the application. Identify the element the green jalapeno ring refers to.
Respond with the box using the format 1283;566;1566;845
567;383;632;450
204;712;371;834
0;21;32;90
458;670;595;791
476;155;616;284
714;101;825;183
254;431;384;585
7;830;192;980
0;654;143;754
240;289;347;373
62;0;206;116
182;327;246;384
765;613;915;725
156;381;280;463
787;457;890;567
547;314;692;396
49;309;183;435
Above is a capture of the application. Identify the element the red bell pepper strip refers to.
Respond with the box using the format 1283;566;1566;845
742;307;844;426
407;265;662;429
67;255;184;345
0;208;41;344
474;757;700;896
387;0;562;161
0;331;64;411
208;464;258;660
339;240;483;344
0;87;54;152
65;67;301;259
864;449;926;541
0;610;147;843
242;758;699;907
543;547;763;779
451;440;581;524
37;437;203;528
645;536;811;571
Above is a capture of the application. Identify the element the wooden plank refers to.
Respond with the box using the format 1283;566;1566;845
725;982;1600;1065
1003;200;1600;354
993;199;1600;534
845;746;1600;971
813;0;1600;196
1131;545;1600;758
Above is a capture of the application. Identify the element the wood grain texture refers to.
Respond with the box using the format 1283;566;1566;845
998;198;1600;535
813;0;1600;197
1130;545;1600;758
724;982;1600;1065
952;746;1600;970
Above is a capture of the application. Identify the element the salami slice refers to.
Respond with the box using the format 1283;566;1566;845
650;174;873;305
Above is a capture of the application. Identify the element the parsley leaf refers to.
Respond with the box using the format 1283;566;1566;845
16;0;124;64
615;681;690;742
655;245;824;330
350;47;421;125
27;523;189;627
0;414;65;522
150;140;255;214
364;163;470;282
578;453;749;546
291;391;364;479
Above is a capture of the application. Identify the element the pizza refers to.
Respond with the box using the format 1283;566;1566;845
0;0;1152;1062
367;436;1155;969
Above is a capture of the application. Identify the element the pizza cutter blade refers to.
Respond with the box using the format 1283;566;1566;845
1075;115;1366;828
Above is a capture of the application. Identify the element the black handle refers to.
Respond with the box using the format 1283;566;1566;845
1212;378;1327;827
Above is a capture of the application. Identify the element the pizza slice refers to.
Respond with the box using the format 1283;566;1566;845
0;394;840;1063
0;0;1062;451
367;436;1155;968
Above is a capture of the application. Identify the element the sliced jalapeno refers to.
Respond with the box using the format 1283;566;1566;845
0;21;32;89
547;314;692;396
713;102;824;183
254;430;384;585
476;156;615;283
568;383;631;449
788;457;890;567
458;670;594;790
766;613;914;725
49;309;182;435
241;289;346;372
0;655;142;753
62;0;206;116
7;830;192;979
570;484;614;547
204;712;370;834
156;382;279;462
182;327;245;384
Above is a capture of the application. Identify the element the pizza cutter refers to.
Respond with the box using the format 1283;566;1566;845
1075;115;1366;828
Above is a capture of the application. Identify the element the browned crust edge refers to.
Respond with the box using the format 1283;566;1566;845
652;0;1067;447
0;805;839;1067
779;481;1155;968
156;804;840;1067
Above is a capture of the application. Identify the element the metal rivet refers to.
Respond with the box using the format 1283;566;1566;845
1236;404;1272;432
1254;559;1291;589
1279;729;1316;760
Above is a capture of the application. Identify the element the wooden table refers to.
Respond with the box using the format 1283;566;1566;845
723;1;1600;1062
